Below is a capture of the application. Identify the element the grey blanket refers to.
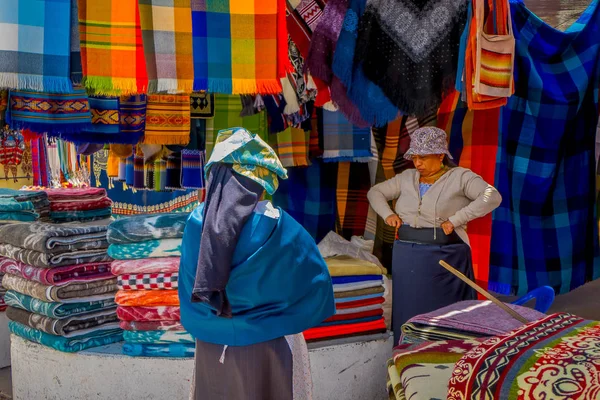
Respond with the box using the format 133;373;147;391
0;243;111;269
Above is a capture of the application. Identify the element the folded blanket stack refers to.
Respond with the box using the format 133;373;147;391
304;255;388;342
0;223;122;352
108;213;192;357
0;189;50;224
45;188;112;224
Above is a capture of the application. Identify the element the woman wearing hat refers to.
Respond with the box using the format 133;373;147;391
367;127;502;345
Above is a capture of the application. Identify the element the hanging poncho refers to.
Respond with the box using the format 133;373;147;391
355;0;468;117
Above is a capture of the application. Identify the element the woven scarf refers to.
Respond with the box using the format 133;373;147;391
190;92;215;119
79;0;148;95
165;152;183;190
70;0;83;85
309;106;324;159
133;148;145;190
68;96;120;144
336;162;371;239
138;0;194;94
205;94;268;158
269;127;310;168
181;119;206;189
322;110;373;162
331;0;398;127
143;95;191;146
0;0;72;93
119;95;147;144
153;157;167;191
191;0;288;94
489;0;600;296
287;0;327;59
7;89;92;137
305;0;369;126
355;0;468;117
272;159;337;243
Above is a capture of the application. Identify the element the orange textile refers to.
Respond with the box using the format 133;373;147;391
115;290;180;307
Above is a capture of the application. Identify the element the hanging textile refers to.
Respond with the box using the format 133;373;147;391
489;0;600;296
165;152;183;191
354;0;468;117
287;0;327;59
437;91;500;291
331;0;398;126
119;95;147;144
138;0;194;94
7;89;92;137
309;106;324;159
70;0;83;85
205;95;268;158
78;0;148;95
181;120;206;190
191;0;288;94
75;96;121;144
270;127;310;168
0;0;72;93
143;95;191;146
272;160;337;243
322;110;372;162
336;162;371;240
190;92;215;119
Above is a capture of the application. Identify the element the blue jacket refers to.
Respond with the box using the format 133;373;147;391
179;203;335;346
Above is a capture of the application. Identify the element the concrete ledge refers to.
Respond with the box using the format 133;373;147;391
0;314;10;368
11;333;392;400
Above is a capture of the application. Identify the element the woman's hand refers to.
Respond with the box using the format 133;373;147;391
385;214;403;229
441;221;454;235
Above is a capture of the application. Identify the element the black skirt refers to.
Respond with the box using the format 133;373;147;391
392;233;476;345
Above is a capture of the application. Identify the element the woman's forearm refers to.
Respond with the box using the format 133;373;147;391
448;179;502;227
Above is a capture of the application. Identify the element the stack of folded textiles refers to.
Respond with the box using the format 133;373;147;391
0;189;50;224
304;255;388;342
45;188;112;223
0;223;122;352
399;300;546;345
107;213;194;358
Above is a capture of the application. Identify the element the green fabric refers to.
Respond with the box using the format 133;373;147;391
9;321;123;353
0;198;35;212
3;290;116;319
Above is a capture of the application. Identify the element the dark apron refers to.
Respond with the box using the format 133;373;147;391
392;226;476;345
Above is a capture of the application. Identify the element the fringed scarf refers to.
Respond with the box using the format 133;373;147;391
79;0;148;95
191;0;289;94
143;95;191;146
181;119;206;190
190;92;215;119
165;152;183;191
355;0;468;117
336;162;371;239
138;0;194;94
119;95;147;144
322;110;373;162
7;89;92;137
0;0;73;93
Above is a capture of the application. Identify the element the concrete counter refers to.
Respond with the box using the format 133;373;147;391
11;333;393;400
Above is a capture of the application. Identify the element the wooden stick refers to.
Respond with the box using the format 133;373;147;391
438;260;529;324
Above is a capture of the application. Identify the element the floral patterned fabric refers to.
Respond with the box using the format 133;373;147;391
448;313;600;400
107;213;189;245
0;242;112;268
403;126;454;160
120;320;184;331
123;330;194;344
123;342;194;357
115;290;179;307
0;257;112;286
116;305;180;322
205;127;288;195
111;257;180;275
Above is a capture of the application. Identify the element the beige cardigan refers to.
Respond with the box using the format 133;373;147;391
367;167;502;245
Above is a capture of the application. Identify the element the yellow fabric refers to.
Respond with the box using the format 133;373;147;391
325;255;387;277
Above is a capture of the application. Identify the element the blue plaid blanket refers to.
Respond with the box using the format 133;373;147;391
489;0;600;296
0;0;73;93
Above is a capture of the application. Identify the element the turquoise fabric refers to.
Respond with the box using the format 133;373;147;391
4;290;116;319
0;212;38;222
0;198;35;212
123;343;195;357
123;330;194;344
179;203;335;346
107;239;182;260
9;321;123;353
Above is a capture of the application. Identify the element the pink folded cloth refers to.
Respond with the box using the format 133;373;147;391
111;257;180;276
116;306;181;322
0;257;112;286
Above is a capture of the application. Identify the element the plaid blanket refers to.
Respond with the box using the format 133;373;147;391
322;110;372;162
191;0;287;94
143;95;191;145
117;273;178;290
79;0;148;95
489;0;600;296
270;127;310;167
7;89;92;137
272;159;337;242
336;162;370;240
0;0;72;93
205;94;268;158
438;92;500;291
139;0;194;94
